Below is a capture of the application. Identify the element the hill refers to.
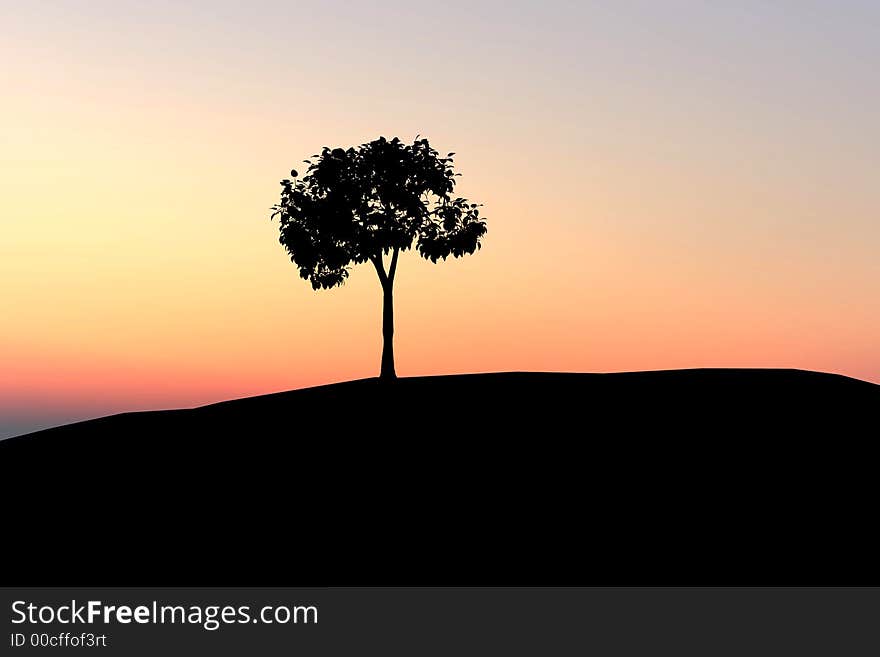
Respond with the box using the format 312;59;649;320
2;369;877;585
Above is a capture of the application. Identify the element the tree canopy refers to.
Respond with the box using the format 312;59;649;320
271;136;487;290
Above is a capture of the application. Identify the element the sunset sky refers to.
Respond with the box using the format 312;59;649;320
2;1;879;437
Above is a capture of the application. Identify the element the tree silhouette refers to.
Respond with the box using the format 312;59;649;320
271;136;487;379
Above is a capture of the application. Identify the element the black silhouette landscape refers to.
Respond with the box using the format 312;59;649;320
6;369;877;446
3;369;877;585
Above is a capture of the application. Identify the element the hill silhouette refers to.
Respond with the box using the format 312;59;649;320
2;369;877;585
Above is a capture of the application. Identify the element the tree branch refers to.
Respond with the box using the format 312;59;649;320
388;247;400;283
371;255;388;287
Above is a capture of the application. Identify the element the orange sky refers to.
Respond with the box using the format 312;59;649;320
2;1;879;435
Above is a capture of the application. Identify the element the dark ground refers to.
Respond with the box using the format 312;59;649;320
1;369;877;585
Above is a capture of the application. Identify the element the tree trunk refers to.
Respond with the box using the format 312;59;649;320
380;280;396;380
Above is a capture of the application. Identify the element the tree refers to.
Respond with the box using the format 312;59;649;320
270;136;488;380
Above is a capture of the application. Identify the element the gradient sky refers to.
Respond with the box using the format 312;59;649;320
2;1;879;437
